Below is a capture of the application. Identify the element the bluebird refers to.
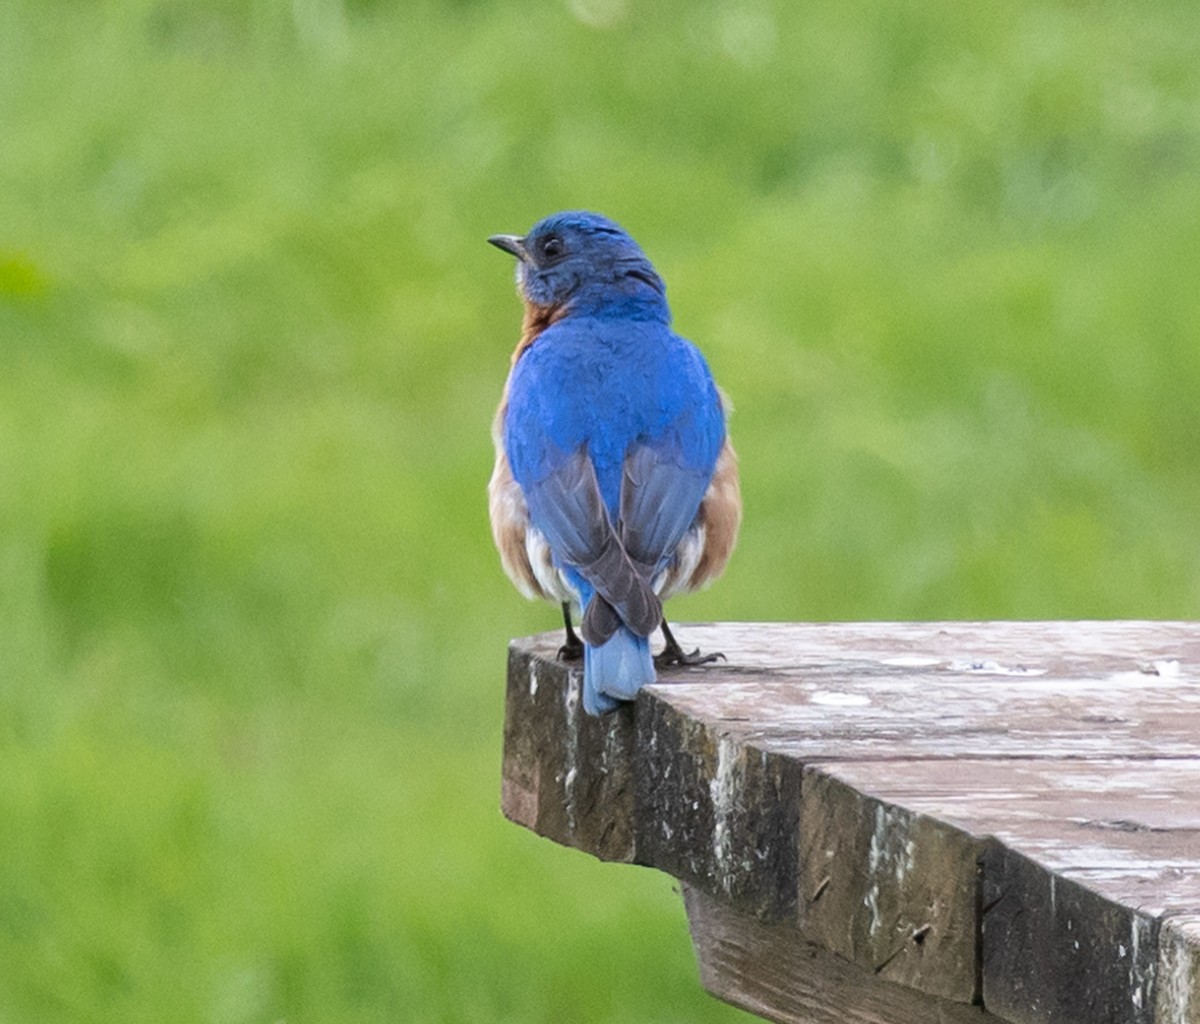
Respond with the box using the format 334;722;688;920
488;211;741;715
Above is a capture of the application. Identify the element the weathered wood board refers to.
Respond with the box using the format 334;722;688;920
682;884;1003;1024
501;621;1200;1024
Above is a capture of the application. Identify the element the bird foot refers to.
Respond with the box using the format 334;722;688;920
655;644;725;669
558;637;584;662
655;622;726;670
558;602;584;662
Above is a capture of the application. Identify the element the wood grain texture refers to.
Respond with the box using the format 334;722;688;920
797;769;980;1003
684;884;1002;1024
502;621;1200;1023
500;644;636;862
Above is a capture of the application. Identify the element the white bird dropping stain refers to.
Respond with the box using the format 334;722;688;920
1129;914;1156;1014
708;734;741;895
562;672;580;833
1157;918;1199;1024
863;805;916;941
811;690;872;707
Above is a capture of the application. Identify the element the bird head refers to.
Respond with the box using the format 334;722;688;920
488;211;667;318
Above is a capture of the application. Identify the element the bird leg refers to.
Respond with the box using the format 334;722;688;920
655;620;725;669
558;602;584;662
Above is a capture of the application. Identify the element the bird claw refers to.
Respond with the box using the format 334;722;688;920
655;644;726;669
655;620;725;670
558;602;584;662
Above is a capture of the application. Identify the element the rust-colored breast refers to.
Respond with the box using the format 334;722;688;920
688;438;742;590
488;299;568;603
488;433;548;601
510;300;567;366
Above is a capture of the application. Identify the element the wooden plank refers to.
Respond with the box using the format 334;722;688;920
634;699;803;919
501;622;1200;1024
981;842;1160;1024
800;756;1200;1015
682;884;1002;1024
797;769;980;1003
1157;916;1200;1024
658;672;1200;763
500;644;637;862
638;622;1200;677
813;757;1200;863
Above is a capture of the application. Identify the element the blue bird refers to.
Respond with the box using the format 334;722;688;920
488;211;741;715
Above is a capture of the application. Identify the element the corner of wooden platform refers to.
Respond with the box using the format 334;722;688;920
501;621;1200;1024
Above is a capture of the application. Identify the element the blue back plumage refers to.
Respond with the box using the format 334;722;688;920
506;317;724;519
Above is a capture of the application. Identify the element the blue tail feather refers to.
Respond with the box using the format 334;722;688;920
582;628;656;715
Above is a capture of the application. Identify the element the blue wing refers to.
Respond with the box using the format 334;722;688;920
620;351;727;563
620;442;712;569
520;448;662;641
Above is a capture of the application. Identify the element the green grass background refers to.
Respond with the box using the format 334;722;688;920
2;1;1199;1020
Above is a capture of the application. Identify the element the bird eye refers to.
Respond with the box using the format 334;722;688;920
540;235;565;261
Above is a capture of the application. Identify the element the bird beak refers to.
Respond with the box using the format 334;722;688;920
487;234;527;261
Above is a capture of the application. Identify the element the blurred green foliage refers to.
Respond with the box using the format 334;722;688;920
1;0;1198;1020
